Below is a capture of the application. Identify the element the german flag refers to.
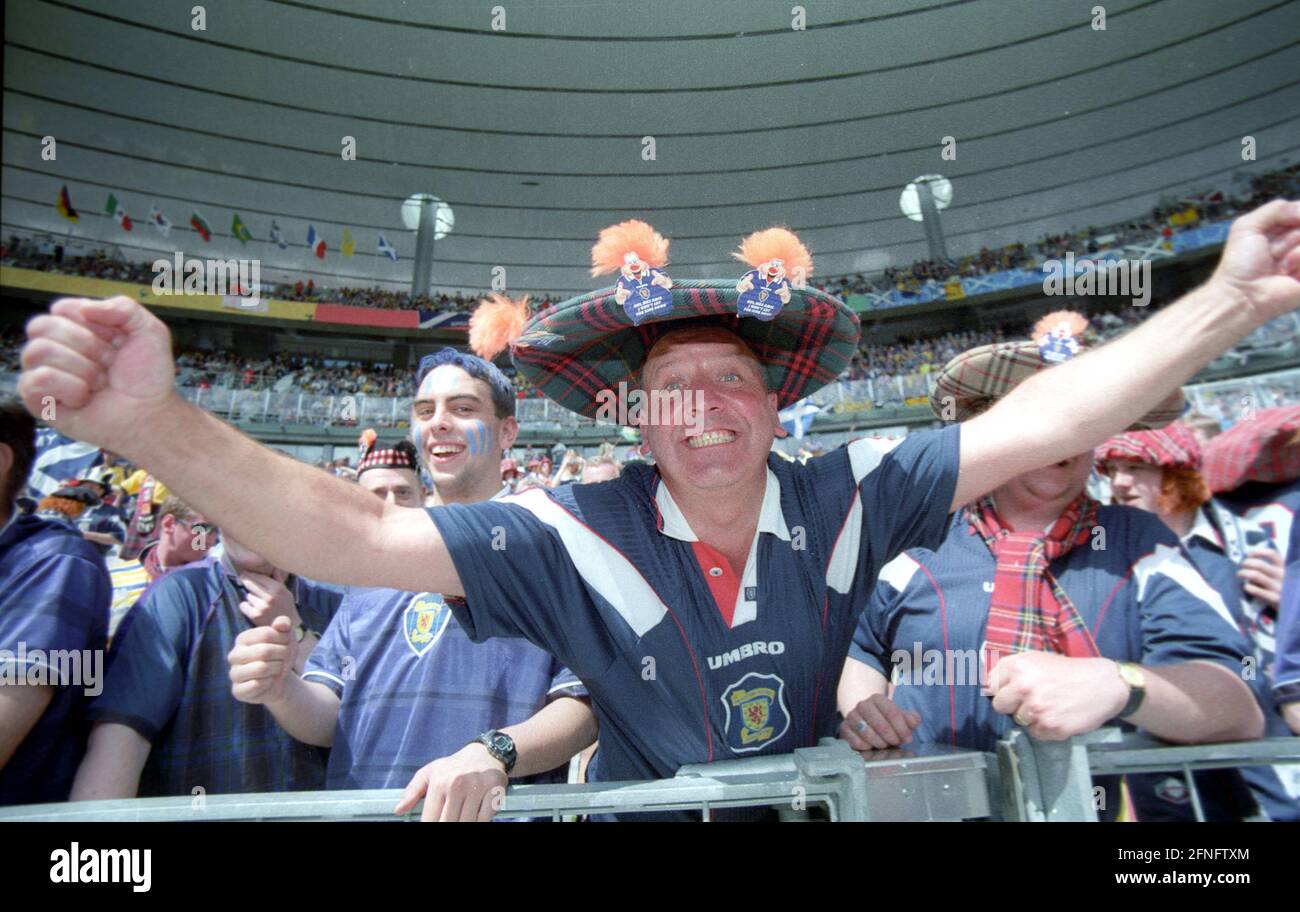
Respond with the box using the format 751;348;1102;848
57;185;79;222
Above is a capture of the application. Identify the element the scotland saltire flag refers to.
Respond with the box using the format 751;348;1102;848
778;398;822;440
377;234;399;262
269;221;289;250
25;428;102;499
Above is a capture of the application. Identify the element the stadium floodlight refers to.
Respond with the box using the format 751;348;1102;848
400;194;455;238
402;194;454;297
899;175;952;261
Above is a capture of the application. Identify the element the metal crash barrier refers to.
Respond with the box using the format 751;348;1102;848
0;739;989;823
998;729;1300;822
2;733;1295;822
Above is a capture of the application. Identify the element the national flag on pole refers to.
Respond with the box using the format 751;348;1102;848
105;194;133;231
57;185;79;222
341;228;355;257
190;211;212;242
231;213;252;245
306;225;326;259
269;220;288;250
149;205;172;237
377;233;398;262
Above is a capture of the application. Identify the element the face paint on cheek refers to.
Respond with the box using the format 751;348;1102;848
466;420;488;457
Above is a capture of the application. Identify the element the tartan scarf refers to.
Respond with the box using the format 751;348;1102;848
968;492;1101;677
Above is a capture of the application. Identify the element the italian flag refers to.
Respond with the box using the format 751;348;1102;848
190;211;212;242
105;194;133;231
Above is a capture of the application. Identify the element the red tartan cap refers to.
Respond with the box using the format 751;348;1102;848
1095;423;1202;473
1202;405;1300;493
509;280;860;420
930;339;1185;429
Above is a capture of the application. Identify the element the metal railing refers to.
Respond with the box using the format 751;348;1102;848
3;732;1296;822
998;729;1300;822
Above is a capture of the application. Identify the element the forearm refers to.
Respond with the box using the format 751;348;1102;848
265;675;340;748
69;723;150;800
1127;661;1264;743
836;657;889;716
121;396;397;587
501;696;597;779
987;282;1259;469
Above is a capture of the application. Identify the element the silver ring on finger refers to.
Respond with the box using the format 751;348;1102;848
854;719;868;734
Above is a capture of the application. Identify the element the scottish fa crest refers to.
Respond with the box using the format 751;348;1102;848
721;672;790;754
402;592;451;658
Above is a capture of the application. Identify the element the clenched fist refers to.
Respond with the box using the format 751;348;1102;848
1210;199;1300;324
18;296;178;453
228;616;299;706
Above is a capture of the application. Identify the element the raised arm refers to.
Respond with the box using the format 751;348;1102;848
953;199;1300;510
18;296;458;594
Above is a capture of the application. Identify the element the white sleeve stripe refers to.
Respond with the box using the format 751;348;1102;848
548;680;585;695
826;490;862;595
878;553;921;592
301;670;346;688
847;436;900;484
507;489;669;638
1133;543;1240;633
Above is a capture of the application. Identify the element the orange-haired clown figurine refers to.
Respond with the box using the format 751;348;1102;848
590;219;674;324
733;227;813;321
1034;309;1090;363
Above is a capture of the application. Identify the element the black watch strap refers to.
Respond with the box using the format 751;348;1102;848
475;730;517;775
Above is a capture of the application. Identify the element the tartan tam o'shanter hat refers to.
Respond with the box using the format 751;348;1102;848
929;310;1185;429
356;428;419;476
467;221;861;420
1202;405;1300;493
1094;423;1203;474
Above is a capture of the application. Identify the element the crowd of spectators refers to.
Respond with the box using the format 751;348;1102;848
174;347;418;398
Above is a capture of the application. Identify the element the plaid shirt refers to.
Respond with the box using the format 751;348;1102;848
89;557;343;797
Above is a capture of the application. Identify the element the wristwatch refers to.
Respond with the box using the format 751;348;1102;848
1115;662;1147;719
294;623;319;643
475;730;517;774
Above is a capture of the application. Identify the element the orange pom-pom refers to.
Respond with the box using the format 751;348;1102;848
732;227;813;279
1032;310;1089;342
358;427;377;455
469;293;531;361
590;220;670;277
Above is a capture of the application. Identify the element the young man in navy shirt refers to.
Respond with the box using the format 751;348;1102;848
230;364;594;822
17;201;1300;805
0;398;111;805
70;530;343;799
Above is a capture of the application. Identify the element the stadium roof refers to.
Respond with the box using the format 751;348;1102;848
4;0;1299;298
